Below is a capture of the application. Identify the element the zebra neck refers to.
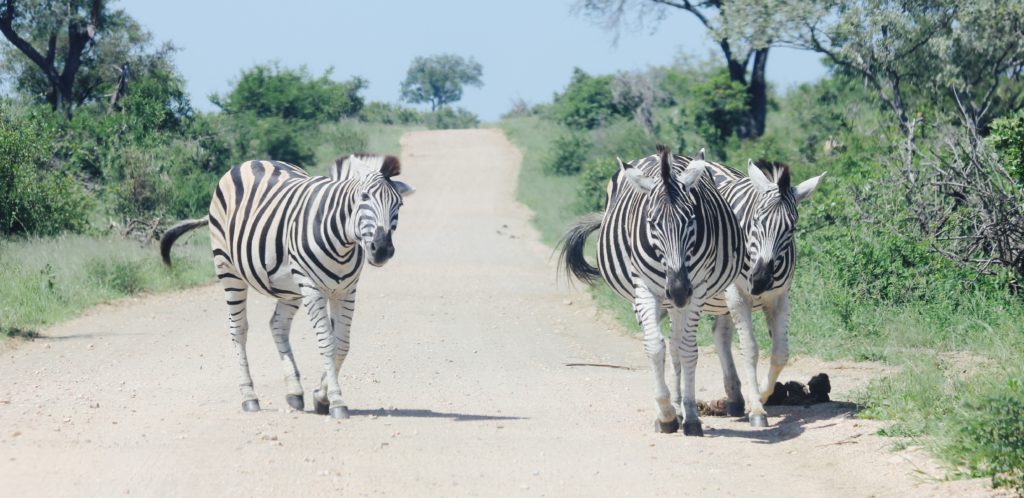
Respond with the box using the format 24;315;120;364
322;181;361;249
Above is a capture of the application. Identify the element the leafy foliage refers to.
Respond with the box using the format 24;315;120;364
0;107;91;235
359;101;424;125
211;63;365;122
553;68;628;130
989;109;1024;183
400;54;483;111
544;132;589;175
691;70;749;156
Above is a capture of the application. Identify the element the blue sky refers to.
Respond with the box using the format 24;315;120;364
124;1;827;121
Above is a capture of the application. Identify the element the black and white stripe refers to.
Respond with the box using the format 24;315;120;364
702;159;825;426
559;145;744;435
161;154;414;418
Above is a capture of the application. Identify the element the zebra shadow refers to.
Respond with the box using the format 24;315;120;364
703;400;860;444
347;407;526;422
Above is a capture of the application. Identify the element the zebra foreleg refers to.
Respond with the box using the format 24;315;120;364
668;307;704;436
726;286;768;427
222;283;259;412
313;292;356;415
301;285;349;419
270;298;304;410
634;284;678;433
713;314;746;417
760;293;791;403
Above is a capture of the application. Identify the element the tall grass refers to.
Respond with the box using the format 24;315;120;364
0;231;213;336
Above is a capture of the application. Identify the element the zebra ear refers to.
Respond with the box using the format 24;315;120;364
392;180;416;197
747;159;773;195
619;157;655;193
677;161;707;193
793;172;826;203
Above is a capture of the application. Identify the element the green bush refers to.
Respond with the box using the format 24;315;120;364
359;102;423;125
424;107;479;130
553;68;629;130
946;376;1024;493
86;258;147;295
544;132;590;175
211;63;365;122
575;156;618;213
0;109;92;235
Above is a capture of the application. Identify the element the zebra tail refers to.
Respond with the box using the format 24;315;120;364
557;213;603;285
160;217;209;267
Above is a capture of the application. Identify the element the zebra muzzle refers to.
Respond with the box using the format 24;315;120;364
665;271;692;308
750;259;774;295
368;227;394;266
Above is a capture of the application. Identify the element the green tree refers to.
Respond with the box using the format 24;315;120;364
0;0;106;116
578;0;773;138
691;69;749;154
553;68;629;130
400;54;483;111
211;63;366;121
773;0;1024;133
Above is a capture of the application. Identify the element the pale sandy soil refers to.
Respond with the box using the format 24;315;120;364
0;129;1000;497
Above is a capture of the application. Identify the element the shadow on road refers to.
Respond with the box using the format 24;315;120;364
347;407;526;422
704;400;861;444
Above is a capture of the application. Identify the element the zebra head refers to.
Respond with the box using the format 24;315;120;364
619;145;709;308
744;159;826;295
341;154;416;267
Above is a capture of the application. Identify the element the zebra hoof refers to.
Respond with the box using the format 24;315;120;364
314;399;330;416
286;394;304;411
241;399;261;412
329;405;350;419
749;413;769;428
654;416;680;434
682;421;704;437
727;401;745;417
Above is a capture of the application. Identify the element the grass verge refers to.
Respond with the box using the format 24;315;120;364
0;231;213;338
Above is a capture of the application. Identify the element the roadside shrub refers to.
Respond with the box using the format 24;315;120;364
228;115;314;165
85;258;147;295
946;376;1024;493
359;102;423;125
0;109;91;235
317;120;369;156
553;68;628;130
575;156;618;213
544;132;590;175
425;107;479;130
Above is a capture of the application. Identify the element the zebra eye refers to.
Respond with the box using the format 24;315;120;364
360;192;370;202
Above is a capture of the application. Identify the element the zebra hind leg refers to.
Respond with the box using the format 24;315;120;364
222;280;260;412
270;298;304;411
713;315;746;417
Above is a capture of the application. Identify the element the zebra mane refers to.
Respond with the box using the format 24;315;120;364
331;153;401;181
753;159;791;193
655;144;682;201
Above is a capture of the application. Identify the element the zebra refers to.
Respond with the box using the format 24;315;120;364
559;145;744;436
160;154;414;419
702;159;825;427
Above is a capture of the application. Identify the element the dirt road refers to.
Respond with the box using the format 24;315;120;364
0;129;996;496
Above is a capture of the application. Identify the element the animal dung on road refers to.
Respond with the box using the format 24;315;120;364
764;373;832;406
